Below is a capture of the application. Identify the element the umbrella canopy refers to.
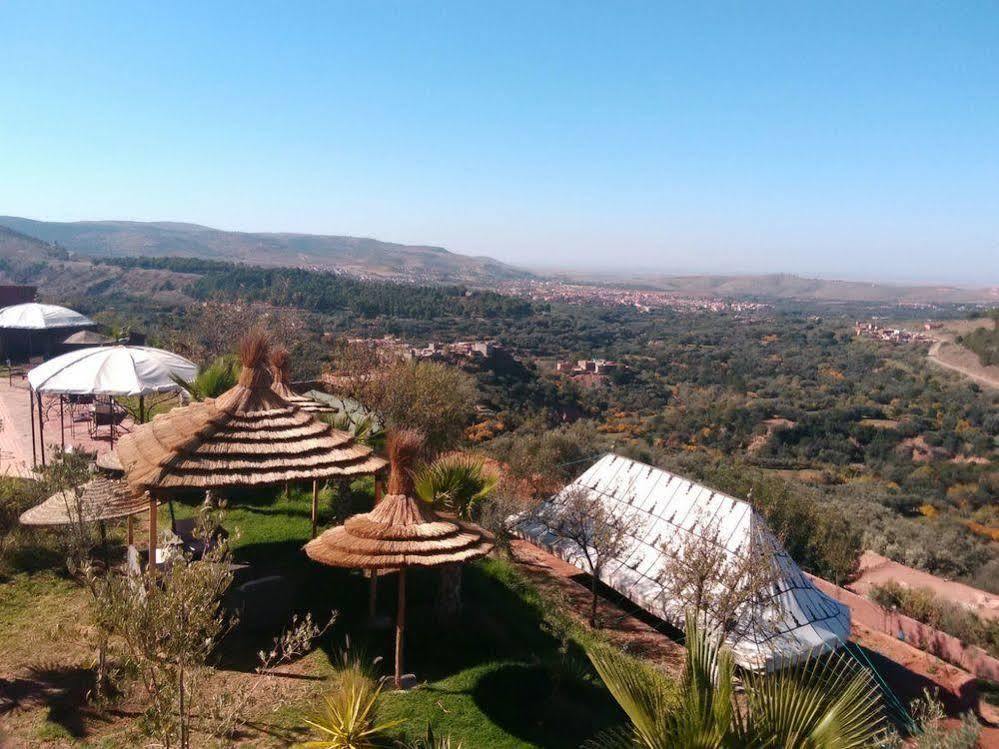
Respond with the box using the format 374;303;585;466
0;303;94;330
20;476;149;526
63;330;112;346
28;345;198;396
116;334;387;493
269;347;332;413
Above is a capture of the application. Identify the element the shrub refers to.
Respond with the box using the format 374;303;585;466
869;582;999;658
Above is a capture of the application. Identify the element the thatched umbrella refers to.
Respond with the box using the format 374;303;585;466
305;430;492;688
269;347;334;414
20;476;149;526
116;333;387;567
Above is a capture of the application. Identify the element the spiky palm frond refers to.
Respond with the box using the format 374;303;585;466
586;645;678;749
586;615;891;749
670;612;735;749
741;649;891;749
413;454;498;518
172;356;238;401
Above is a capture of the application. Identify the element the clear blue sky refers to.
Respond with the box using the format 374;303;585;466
2;2;997;283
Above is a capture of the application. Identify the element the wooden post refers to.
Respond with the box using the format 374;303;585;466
375;476;384;504
311;480;319;538
29;388;36;468
138;395;145;424
395;569;406;689
59;396;65;452
368;570;378;620
148;495;158;571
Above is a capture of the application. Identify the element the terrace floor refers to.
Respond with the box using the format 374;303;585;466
0;377;135;478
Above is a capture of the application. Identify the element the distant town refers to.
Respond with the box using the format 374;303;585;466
497;280;770;313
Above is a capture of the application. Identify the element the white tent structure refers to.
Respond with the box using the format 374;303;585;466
26;345;197;466
0;302;95;360
0;303;94;330
515;454;851;671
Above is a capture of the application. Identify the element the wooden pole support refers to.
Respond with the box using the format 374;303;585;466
395;569;406;689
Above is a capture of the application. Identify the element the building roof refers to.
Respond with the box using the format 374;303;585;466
515;453;851;671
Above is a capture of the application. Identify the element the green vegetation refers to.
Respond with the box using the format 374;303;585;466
868;582;999;658
585;613;892;748
956;312;999;366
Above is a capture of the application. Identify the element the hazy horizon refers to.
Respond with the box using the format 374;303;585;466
2;3;997;285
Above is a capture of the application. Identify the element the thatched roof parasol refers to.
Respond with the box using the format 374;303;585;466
269;347;333;414
305;429;492;687
20;476;150;526
116;333;386;493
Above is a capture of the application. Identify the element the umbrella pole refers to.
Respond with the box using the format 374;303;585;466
395;569;406;689
127;513;134;546
59;396;65;452
148;495;158;571
37;392;46;468
29;388;36;468
110;397;115;448
369;571;378;620
311;480;319;538
139;395;145;424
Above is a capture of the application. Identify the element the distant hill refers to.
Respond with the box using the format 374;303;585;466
0;226;198;304
0;216;530;284
565;271;999;305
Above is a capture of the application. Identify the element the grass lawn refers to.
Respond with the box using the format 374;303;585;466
1;479;625;747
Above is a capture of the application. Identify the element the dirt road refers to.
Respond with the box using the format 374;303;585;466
925;328;999;390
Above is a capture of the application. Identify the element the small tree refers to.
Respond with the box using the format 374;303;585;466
657;515;784;642
535;486;637;628
329;343;477;452
92;521;234;749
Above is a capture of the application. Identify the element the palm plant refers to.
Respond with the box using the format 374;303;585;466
585;614;892;748
413;453;498;519
413;454;498;619
172;356;237;401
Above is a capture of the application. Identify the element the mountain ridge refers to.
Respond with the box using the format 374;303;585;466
0;216;529;284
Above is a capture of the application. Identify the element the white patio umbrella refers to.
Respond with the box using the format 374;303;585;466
0;302;94;330
27;345;198;466
0;303;95;360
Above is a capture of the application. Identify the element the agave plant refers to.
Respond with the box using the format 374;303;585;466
300;679;400;749
172;356;237;401
324;410;382;447
585;613;892;748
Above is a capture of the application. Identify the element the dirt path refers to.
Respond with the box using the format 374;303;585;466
926;336;999;390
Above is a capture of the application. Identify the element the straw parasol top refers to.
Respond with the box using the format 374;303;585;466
115;332;387;492
269;347;333;414
305;430;493;569
20;476;150;526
